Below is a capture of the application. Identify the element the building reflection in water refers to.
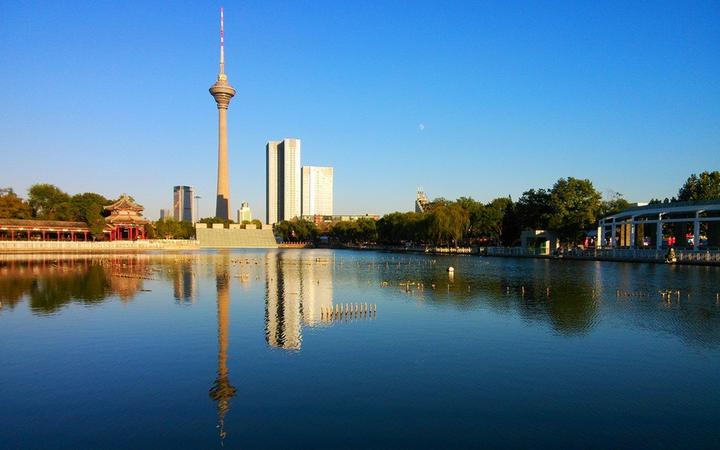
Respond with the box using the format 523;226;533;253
208;253;236;446
265;251;334;350
172;261;197;303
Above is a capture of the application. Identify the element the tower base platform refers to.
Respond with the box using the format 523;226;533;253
196;224;277;248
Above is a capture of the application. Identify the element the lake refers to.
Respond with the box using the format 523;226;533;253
1;249;719;449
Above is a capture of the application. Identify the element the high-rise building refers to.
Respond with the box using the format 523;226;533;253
301;166;333;216
173;186;196;222
266;138;301;224
279;139;301;221
159;208;171;220
265;141;279;225
209;8;235;221
237;201;252;223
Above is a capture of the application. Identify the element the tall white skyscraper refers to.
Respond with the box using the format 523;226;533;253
266;138;301;224
266;141;279;225
279;139;301;221
302;166;334;216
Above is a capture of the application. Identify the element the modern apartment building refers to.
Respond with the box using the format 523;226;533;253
301;166;333;216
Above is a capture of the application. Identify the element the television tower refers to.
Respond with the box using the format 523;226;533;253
210;7;236;220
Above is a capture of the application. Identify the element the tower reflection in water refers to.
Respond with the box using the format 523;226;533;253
265;251;334;350
209;253;236;446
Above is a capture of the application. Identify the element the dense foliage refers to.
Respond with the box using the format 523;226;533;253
1;184;112;239
275;219;318;242
153;218;195;239
677;171;720;201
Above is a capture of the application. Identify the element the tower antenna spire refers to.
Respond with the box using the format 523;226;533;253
219;7;225;76
209;5;235;221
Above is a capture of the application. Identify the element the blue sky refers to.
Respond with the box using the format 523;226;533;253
1;0;718;220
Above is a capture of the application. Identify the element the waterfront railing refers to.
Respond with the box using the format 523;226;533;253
484;246;720;265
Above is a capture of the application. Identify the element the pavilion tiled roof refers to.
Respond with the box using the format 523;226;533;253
104;194;144;212
104;194;149;225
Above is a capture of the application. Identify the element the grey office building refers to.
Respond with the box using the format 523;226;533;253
266;138;301;224
173;186;196;223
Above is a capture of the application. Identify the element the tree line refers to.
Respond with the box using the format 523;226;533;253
0;184;114;238
0;183;195;240
2;171;718;244
276;171;720;247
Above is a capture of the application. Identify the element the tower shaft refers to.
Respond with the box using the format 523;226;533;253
210;7;235;220
215;106;230;219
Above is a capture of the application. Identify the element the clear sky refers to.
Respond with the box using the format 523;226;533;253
1;1;718;220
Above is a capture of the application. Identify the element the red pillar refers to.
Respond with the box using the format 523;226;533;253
57;231;60;241
10;230;14;241
71;231;75;242
42;231;46;241
84;231;88;241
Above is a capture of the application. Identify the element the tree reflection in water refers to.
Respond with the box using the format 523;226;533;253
0;256;148;314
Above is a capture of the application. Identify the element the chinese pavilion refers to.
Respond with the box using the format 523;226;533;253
104;194;149;241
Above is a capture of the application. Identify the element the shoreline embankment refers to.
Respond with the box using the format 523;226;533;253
1;241;719;266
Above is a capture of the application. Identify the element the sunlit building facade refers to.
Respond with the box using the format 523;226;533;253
301;166;333;216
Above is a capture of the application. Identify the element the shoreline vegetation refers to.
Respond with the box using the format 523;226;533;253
1;171;719;250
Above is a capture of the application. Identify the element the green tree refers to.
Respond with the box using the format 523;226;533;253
0;188;32;219
274;219;318;242
677;171;720;201
156;218;195;239
330;221;357;243
475;198;510;245
355;218;378;243
598;192;631;218
426;204;469;246
28;184;72;219
69;192;110;238
515;189;552;230
456;196;485;239
501;201;521;246
547;177;602;244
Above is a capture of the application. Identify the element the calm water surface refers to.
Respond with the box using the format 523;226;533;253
1;250;719;449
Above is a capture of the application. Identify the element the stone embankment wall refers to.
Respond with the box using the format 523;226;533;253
0;240;198;253
195;225;277;248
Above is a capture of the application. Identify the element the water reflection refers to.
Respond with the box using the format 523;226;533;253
0;256;147;313
209;252;236;446
171;261;197;303
1;252;718;349
264;251;334;350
